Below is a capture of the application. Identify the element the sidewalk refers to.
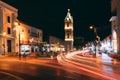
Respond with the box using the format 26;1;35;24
92;52;120;64
78;51;120;64
0;52;57;61
96;53;112;63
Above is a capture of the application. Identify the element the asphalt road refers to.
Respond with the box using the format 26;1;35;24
1;50;120;80
57;50;120;80
0;56;97;80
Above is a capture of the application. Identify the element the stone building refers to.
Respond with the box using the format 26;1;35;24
0;1;43;55
14;21;43;54
110;0;120;54
43;35;65;52
0;1;18;55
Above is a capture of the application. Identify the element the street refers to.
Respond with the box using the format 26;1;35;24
57;50;120;80
0;0;120;80
0;50;120;80
0;54;96;80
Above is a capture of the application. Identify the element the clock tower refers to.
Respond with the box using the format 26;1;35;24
64;9;74;51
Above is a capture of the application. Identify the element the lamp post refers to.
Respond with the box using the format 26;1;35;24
14;21;21;59
89;25;100;57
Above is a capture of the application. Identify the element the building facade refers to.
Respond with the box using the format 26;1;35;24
64;9;74;51
0;1;18;55
0;1;43;55
43;35;65;53
110;0;120;54
14;21;43;54
49;35;65;52
28;25;43;53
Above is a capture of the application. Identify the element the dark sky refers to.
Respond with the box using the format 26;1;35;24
3;0;112;41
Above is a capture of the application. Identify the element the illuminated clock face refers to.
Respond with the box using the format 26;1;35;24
66;17;69;20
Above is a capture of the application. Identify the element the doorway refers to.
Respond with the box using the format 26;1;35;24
7;40;12;52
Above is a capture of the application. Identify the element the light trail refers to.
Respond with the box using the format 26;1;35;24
57;50;120;80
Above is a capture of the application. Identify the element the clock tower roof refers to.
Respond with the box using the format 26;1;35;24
65;9;73;22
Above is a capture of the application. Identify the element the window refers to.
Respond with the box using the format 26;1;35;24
28;29;30;33
67;23;69;27
67;33;69;38
7;16;10;23
7;27;11;34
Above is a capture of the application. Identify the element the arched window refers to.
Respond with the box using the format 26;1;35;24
67;33;69;38
7;16;10;23
7;27;11;34
67;23;69;27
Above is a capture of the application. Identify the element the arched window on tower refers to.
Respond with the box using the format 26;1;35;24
67;33;69;38
67;23;69;27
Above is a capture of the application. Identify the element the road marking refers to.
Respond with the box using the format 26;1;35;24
0;71;24;80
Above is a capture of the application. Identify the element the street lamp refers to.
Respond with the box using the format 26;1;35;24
14;21;21;59
89;25;100;57
89;26;97;35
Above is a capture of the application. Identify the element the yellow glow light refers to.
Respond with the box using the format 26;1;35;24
89;26;93;29
14;22;18;26
3;32;6;36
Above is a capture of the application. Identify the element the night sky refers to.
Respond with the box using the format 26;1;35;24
3;0;112;41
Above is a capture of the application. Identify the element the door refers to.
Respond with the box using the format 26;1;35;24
7;40;12;52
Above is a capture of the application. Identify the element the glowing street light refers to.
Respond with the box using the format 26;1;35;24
89;25;97;35
89;25;100;57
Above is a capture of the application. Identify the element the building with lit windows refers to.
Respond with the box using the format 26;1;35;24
27;25;43;53
0;1;43;55
0;1;18;55
43;35;65;53
15;22;43;54
49;36;65;52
